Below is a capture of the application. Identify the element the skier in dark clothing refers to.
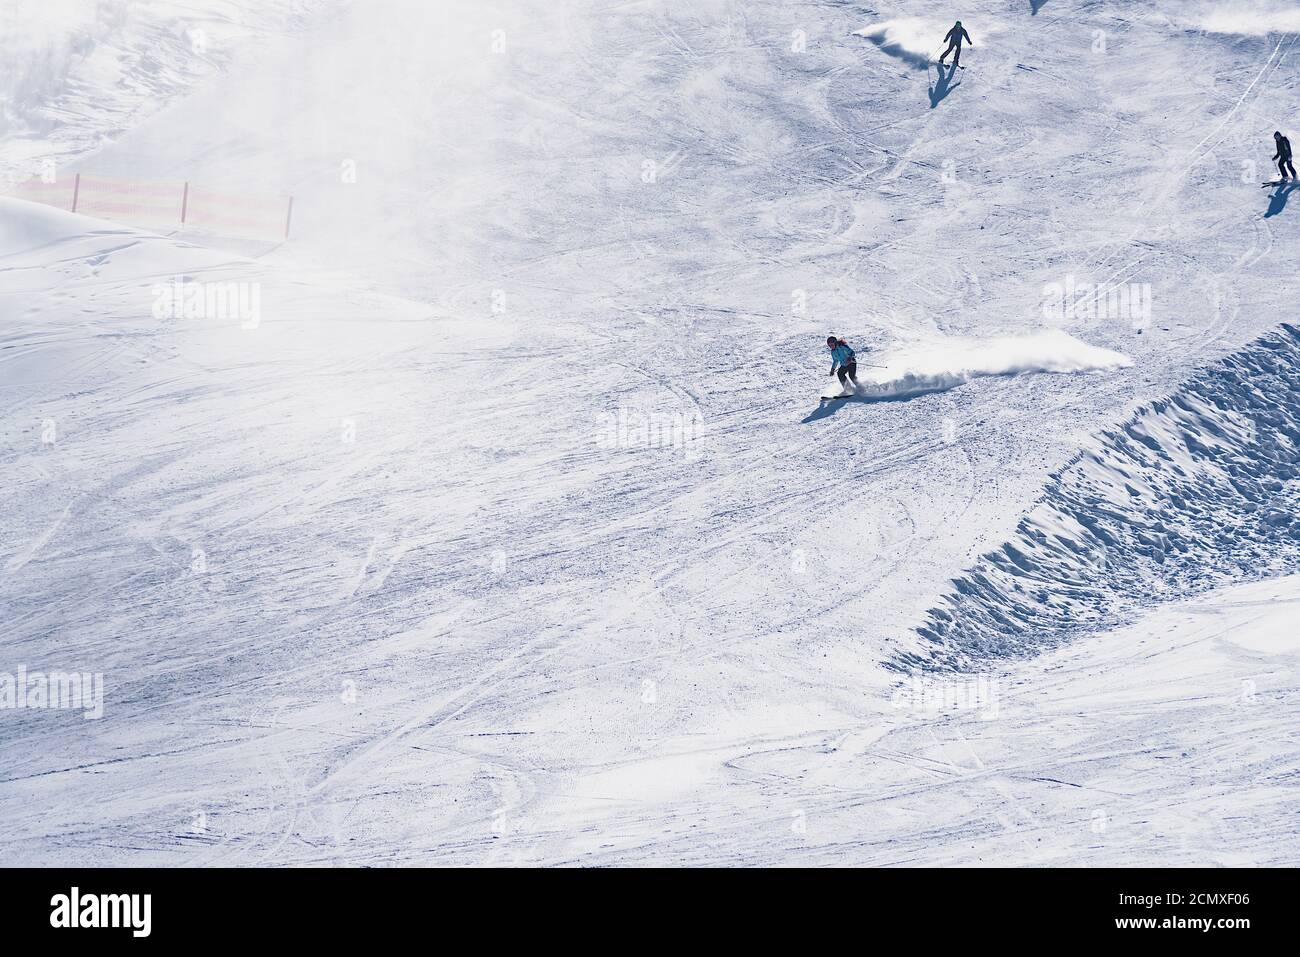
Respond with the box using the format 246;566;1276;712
1273;131;1296;181
938;21;973;69
827;336;859;389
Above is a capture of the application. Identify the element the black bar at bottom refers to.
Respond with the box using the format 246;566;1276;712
0;867;1286;944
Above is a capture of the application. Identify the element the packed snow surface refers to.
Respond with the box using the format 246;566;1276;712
2;0;1300;866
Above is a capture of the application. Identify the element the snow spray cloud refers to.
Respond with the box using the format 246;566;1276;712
1042;274;1152;331
0;666;104;719
0;158;57;191
1172;0;1300;35
854;18;1005;68
854;19;939;69
151;276;262;329
862;330;1132;401
891;671;1000;720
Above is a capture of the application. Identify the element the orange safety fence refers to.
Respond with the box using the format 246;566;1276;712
7;173;293;241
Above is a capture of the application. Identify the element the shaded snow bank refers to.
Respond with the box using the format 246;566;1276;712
857;330;1131;401
901;324;1300;670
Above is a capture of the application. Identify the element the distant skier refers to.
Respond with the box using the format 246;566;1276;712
1273;131;1296;181
827;336;859;390
938;21;973;69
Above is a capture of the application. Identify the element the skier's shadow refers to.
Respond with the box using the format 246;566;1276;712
929;63;961;109
1264;182;1299;218
802;395;867;423
802;391;927;422
1030;0;1049;14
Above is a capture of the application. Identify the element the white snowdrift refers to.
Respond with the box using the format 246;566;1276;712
1175;1;1300;35
0;196;126;255
854;330;1132;401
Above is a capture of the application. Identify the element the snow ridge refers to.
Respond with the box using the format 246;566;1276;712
900;324;1300;670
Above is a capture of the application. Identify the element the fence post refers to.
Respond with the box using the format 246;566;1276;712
71;173;81;213
180;181;189;224
284;196;294;240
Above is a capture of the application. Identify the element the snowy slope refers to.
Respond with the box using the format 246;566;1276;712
0;0;336;185
2;0;1300;866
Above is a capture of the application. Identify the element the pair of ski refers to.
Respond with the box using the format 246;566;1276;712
1262;178;1298;187
820;388;861;402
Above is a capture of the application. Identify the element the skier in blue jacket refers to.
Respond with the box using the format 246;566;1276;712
827;336;859;389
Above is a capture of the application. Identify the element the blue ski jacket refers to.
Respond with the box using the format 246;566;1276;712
829;343;855;372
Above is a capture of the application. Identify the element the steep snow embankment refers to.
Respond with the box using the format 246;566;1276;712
905;324;1300;669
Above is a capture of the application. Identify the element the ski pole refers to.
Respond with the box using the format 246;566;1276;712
829;363;886;372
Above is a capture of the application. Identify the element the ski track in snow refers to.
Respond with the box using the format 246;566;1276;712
1;0;1299;866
